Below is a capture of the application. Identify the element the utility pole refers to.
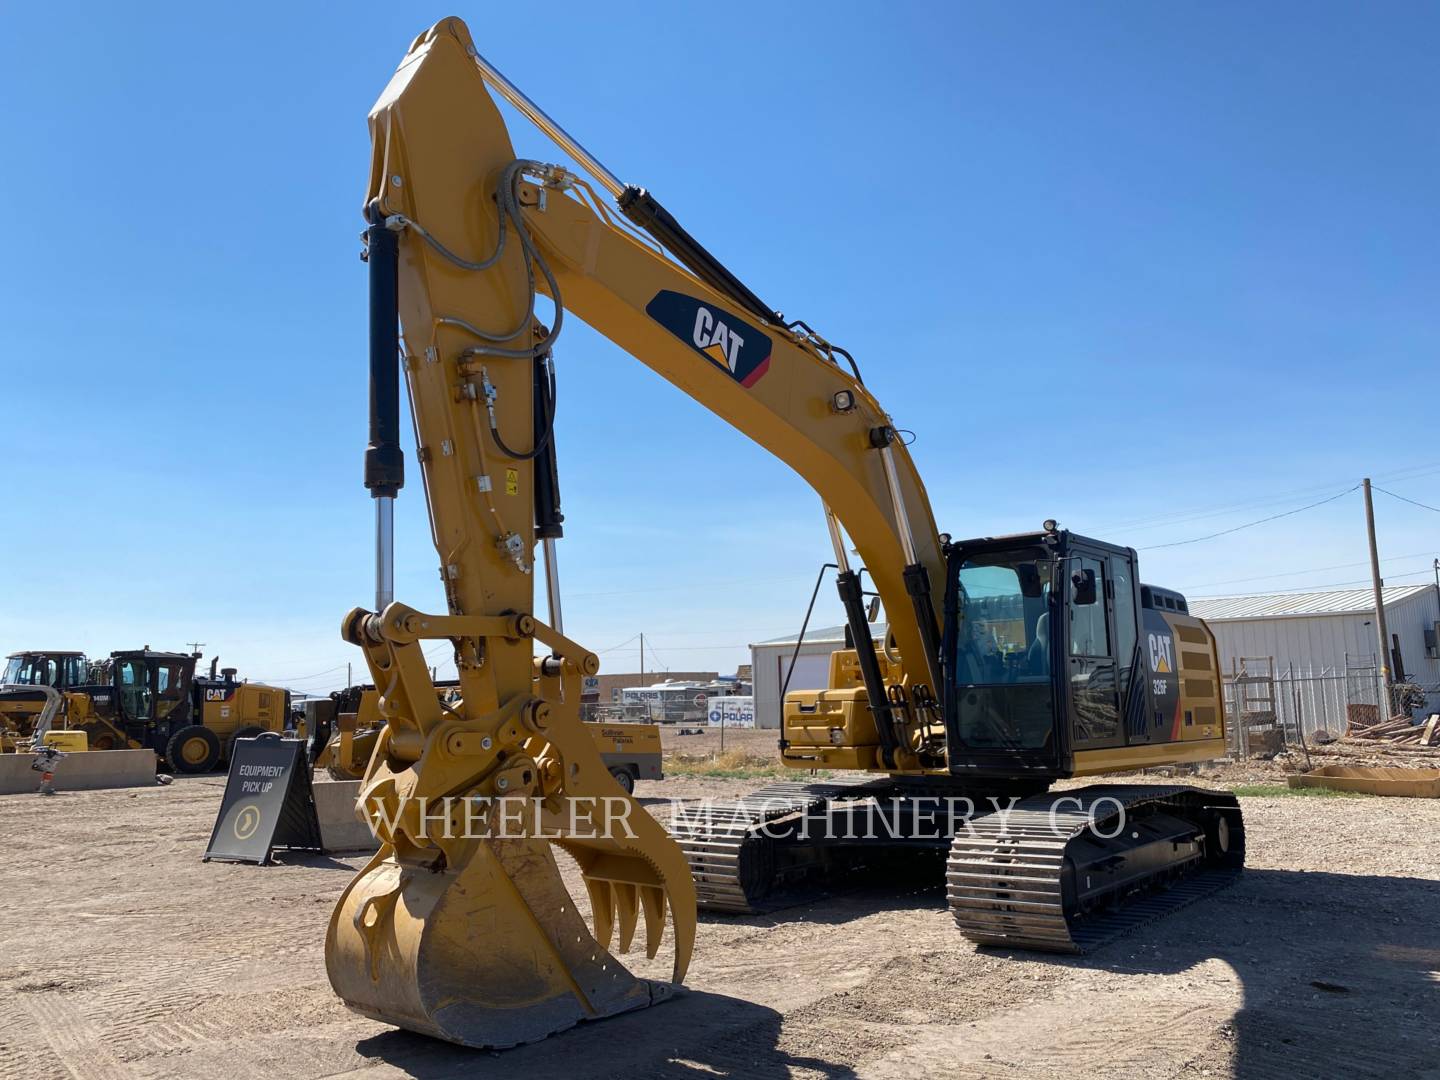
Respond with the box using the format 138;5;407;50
1362;478;1393;713
347;662;352;689
639;633;645;685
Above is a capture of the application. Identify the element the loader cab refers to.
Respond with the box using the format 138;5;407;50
943;528;1144;781
92;650;198;729
0;652;91;740
2;651;89;689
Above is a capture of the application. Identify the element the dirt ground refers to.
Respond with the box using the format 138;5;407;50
1;768;1437;1080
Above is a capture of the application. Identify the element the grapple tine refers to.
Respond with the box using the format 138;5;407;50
613;882;639;954
670;894;694;983
640;884;666;959
585;877;615;951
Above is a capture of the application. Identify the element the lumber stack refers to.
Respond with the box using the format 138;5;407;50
1345;713;1440;747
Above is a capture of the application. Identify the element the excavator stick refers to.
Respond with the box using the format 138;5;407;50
325;18;695;1046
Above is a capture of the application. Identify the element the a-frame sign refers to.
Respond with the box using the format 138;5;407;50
204;735;324;864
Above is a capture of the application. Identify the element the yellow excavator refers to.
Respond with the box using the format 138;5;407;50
327;17;1243;1049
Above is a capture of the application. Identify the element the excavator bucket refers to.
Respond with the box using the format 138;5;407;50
323;651;695;1051
326;740;696;1048
327;824;692;1048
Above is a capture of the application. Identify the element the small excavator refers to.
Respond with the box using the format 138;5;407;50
327;17;1243;1049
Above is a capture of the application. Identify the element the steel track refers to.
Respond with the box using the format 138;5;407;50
669;779;1245;954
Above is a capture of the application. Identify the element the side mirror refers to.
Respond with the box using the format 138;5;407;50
866;596;882;622
1071;568;1097;606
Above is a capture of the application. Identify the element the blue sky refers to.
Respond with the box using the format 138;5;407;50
3;3;1437;695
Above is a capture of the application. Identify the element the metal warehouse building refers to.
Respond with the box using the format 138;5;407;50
1189;584;1440;733
751;624;887;730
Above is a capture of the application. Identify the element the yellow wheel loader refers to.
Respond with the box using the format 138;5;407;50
62;650;289;772
325;17;1243;1048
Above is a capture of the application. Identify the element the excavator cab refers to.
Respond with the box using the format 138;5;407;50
944;528;1141;779
783;526;1224;782
944;526;1224;781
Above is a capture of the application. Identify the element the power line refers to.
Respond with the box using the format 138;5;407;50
1095;478;1363;535
256;662;349;683
1187;566;1436;598
1373;485;1440;514
592;642;753;653
1140;485;1360;550
642;637;676;671
564;575;808;601
1091;461;1440;536
1175;550;1436;591
594;634;641;654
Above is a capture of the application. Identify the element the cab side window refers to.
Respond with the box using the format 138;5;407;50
154;661;187;719
1069;557;1110;657
1109;555;1138;698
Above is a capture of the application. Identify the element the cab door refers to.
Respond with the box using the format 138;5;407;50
1065;552;1123;749
150;657;190;726
116;657;152;723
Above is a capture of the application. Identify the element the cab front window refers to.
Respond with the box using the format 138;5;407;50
949;547;1056;752
954;553;1053;686
2;656;59;686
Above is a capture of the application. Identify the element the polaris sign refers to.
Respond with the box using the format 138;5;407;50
707;696;755;728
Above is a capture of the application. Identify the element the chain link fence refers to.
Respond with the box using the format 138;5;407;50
1222;655;1440;757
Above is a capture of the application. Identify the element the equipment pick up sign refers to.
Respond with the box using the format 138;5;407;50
204;735;323;864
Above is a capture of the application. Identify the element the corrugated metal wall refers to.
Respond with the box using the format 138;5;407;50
751;641;839;730
1205;589;1440;721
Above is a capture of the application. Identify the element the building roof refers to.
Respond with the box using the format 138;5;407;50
754;623;888;648
1189;584;1434;622
752;584;1438;636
